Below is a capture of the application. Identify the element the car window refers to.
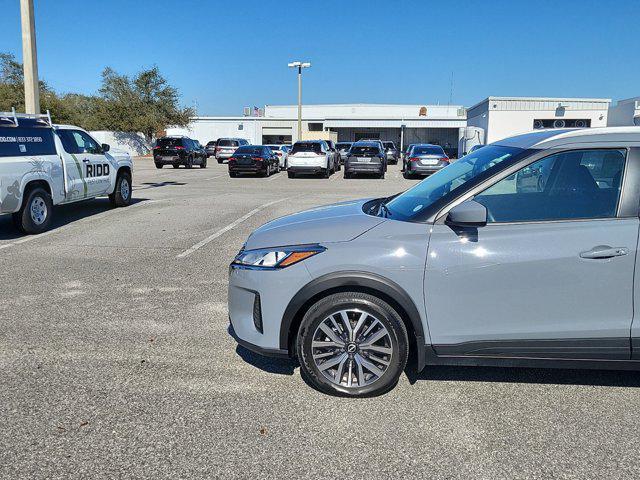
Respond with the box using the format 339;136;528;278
235;146;263;155
475;149;626;223
413;146;445;156
351;145;381;156
57;129;102;155
291;143;322;155
0;126;57;157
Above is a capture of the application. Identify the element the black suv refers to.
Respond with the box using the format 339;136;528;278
153;136;207;169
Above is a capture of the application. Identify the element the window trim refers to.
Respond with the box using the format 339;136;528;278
435;147;634;225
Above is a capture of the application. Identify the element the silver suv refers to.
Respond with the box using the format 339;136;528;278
229;127;640;397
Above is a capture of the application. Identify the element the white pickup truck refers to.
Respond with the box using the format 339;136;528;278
0;111;133;234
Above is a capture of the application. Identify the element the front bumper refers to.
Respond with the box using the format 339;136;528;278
228;263;312;354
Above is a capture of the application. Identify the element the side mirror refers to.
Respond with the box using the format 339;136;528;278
101;143;110;152
445;200;487;227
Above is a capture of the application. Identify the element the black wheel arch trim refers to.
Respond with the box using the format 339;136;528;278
280;271;427;371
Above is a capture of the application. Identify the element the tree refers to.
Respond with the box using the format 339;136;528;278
0;52;193;139
99;66;193;141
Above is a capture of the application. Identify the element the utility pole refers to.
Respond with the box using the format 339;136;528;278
20;0;40;114
288;61;311;141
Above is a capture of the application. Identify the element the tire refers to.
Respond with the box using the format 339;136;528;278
155;163;163;169
172;163;180;169
323;167;330;179
288;171;295;179
200;157;207;168
344;172;351;179
379;172;385;179
109;170;132;207
403;170;413;179
217;158;223;164
13;187;53;234
186;156;193;169
229;171;237;178
296;292;409;397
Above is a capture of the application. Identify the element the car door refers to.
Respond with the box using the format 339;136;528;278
424;148;638;360
56;129;113;198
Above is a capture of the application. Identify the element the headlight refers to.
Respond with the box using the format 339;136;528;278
232;245;325;269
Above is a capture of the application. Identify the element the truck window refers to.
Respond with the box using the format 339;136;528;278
57;130;102;155
0;126;57;157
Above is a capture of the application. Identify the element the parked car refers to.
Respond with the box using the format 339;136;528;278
336;142;353;164
324;140;341;172
193;140;207;162
401;143;417;167
403;144;449;178
0;111;133;234
215;138;249;163
344;141;387;179
266;144;290;171
205;140;217;157
382;141;399;164
287;140;335;179
153;136;207;169
228;145;279;177
229;126;640;397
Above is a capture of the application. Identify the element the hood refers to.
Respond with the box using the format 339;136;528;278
244;199;385;250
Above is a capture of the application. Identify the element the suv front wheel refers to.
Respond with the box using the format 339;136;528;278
297;292;408;397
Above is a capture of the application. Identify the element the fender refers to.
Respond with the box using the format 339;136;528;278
279;270;427;371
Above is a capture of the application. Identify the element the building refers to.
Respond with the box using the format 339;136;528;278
608;97;640;127
467;96;611;144
167;103;468;155
167;96;640;157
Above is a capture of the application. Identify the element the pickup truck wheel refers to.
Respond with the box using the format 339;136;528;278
109;170;132;207
296;292;408;397
155;163;163;169
14;187;53;234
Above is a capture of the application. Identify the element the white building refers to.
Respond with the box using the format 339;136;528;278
608;97;640;127
467;96;611;144
167;96;640;157
168;103;468;155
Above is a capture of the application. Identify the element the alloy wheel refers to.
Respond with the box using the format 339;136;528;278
311;309;393;388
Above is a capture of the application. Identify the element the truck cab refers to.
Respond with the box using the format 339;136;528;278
0;111;133;234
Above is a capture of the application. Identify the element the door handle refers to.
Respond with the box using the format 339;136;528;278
82;158;90;163
580;245;628;259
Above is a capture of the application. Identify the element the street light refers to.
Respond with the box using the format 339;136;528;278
288;61;311;141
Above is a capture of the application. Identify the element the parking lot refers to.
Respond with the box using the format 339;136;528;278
2;158;640;479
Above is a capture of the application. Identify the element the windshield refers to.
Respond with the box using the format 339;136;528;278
384;145;525;221
412;145;444;156
291;142;322;155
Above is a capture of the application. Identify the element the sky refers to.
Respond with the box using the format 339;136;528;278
1;0;639;115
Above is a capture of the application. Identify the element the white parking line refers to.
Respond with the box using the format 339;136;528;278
176;197;292;259
267;173;282;182
203;174;224;181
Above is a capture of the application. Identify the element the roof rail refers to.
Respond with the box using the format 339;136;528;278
0;108;53;127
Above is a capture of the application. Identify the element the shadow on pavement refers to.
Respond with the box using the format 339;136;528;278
408;364;640;388
135;181;186;190
0;197;150;241
235;345;298;375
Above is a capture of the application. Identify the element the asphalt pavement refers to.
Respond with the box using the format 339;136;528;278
1;158;639;479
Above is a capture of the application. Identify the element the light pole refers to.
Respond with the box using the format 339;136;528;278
288;61;311;141
20;0;40;114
